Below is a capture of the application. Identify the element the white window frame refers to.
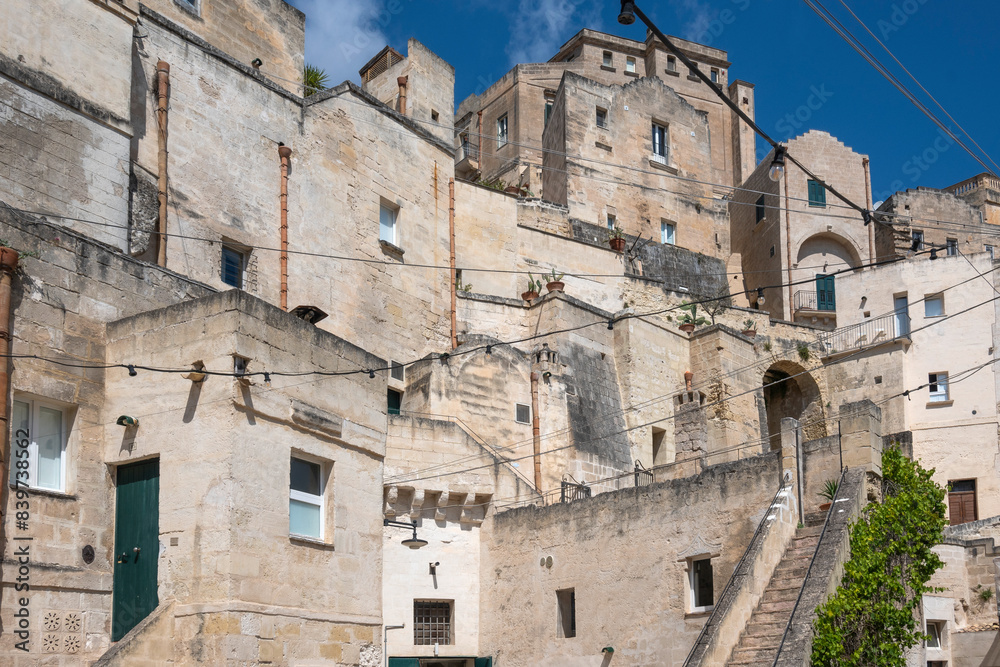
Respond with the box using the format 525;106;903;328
661;221;675;245
928;372;949;403
666;56;677;72
596;107;608;129
289;454;325;540
924;294;944;318
946;238;958;256
912;230;924;250
926;620;942;648
652;122;668;162
602;51;613;67
10;397;69;492
688;556;714;613
606;213;616;231
497;114;508;147
380;201;398;245
710;68;719;83
625;56;636;73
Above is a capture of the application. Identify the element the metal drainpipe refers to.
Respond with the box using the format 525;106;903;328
384;623;404;667
477;110;483;165
0;247;19;616
531;372;542;493
278;144;292;311
449;178;457;349
863;157;874;262
155;61;170;268
396;76;408;115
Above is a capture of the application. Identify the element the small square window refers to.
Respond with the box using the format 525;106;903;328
606;213;616;231
221;246;246;289
431;109;439;122
10;397;69;492
289;456;325;539
928;372;949;402
808;180;827;207
688;64;698;77
556;589;576;638
390;360;404;382
911;230;924;250
986;244;994;259
497;114;509;147
770;246;775;257
625;57;636;73
661;221;675;245
414;601;452;645
755;195;766;224
515;403;531;424
690;557;714;611
652;122;668;160
925;620;942;648
602;51;613;67
596;107;608;128
380;201;398;245
946;238;958;256
666;56;677;72
387;389;402;416
924;294;944;317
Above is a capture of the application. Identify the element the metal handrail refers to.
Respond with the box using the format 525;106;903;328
683;471;792;666
770;465;850;666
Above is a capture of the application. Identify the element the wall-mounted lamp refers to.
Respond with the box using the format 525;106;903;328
756;287;766;306
617;1;636;24
251;58;263;70
116;415;139;427
127;365;137;377
182;360;207;383
602;646;615;654
429;561;439;574
384;519;427;549
543;371;552;379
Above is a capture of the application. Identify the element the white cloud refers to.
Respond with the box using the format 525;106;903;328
677;0;716;42
504;0;606;66
290;0;393;86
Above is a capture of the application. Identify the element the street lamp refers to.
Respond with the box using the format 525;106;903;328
384;519;428;549
768;145;786;183
617;1;636;24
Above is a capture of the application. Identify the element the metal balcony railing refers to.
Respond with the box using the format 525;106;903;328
820;311;910;355
793;290;835;312
459;141;480;162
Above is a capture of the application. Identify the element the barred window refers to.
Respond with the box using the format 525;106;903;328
414;601;452;645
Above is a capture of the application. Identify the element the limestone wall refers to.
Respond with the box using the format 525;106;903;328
479;452;782;667
876;187;984;259
140;0;305;89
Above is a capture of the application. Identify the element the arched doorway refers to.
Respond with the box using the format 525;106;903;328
762;361;826;451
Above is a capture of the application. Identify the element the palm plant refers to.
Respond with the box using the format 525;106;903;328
303;64;329;97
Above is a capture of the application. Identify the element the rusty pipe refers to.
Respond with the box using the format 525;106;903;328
530;372;542;494
449;178;457;350
279;144;292;310
156;61;170;268
477;110;483;166
0;247;19;619
783;163;793;320
397;75;408;115
863;157;874;262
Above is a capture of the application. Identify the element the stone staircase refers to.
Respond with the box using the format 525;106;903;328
725;514;825;666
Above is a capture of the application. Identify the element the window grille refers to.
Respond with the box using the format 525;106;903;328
413;601;451;645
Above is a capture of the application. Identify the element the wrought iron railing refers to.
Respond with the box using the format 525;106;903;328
560;480;592;503
819;311;909;355
634;461;654;488
459;141;480;162
793;290;835;312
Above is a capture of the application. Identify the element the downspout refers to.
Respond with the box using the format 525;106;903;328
396;76;408;115
278;144;292;311
783;163;793;320
0;247;19;617
863;157;874;262
384;624;404;667
155;61;170;268
530;372;542;493
477;110;483;163
449;178;457;349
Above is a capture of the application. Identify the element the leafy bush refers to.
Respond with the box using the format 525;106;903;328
810;448;946;667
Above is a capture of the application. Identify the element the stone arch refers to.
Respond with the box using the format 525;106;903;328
762;360;826;451
796;232;862;273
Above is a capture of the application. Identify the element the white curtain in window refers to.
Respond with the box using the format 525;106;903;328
36;406;62;489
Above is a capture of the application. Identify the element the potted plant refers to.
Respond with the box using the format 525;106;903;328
742;318;757;338
818;478;839;511
677;302;708;334
545;269;565;293
608;226;626;253
521;274;542;302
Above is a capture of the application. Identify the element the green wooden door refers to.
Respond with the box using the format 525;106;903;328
112;459;159;641
475;658;494;667
387;659;420;667
816;274;836;311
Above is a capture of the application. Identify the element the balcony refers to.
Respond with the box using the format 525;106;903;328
793;290;836;328
456;141;480;179
820;311;910;357
947;173;1000;197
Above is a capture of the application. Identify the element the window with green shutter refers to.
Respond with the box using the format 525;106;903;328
807;180;826;207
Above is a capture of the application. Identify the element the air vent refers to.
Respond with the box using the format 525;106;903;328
515;403;531;424
391;360;404;382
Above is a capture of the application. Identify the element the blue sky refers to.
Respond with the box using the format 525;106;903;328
286;0;999;202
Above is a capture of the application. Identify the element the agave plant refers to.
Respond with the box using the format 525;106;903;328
818;478;839;501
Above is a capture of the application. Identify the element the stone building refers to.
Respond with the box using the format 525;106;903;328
0;0;998;665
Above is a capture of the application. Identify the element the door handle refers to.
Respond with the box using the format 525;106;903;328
117;552;128;563
133;546;141;559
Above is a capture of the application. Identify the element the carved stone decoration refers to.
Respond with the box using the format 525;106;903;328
64;635;81;654
676;534;723;561
43;611;61;631
42;634;60;652
64;612;82;633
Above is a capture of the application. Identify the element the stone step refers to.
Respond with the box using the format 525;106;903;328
744;621;785;639
756;599;796;615
797;523;825;536
729;646;777;665
804;511;827;526
771;562;809;579
737;631;782;649
762;586;800;603
745;610;790;626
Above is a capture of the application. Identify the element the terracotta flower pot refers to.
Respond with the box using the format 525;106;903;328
505;185;521;195
679;323;695;334
521;290;539;302
609;237;626;253
742;329;757;338
819;502;832;511
0;247;18;272
546;281;564;293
